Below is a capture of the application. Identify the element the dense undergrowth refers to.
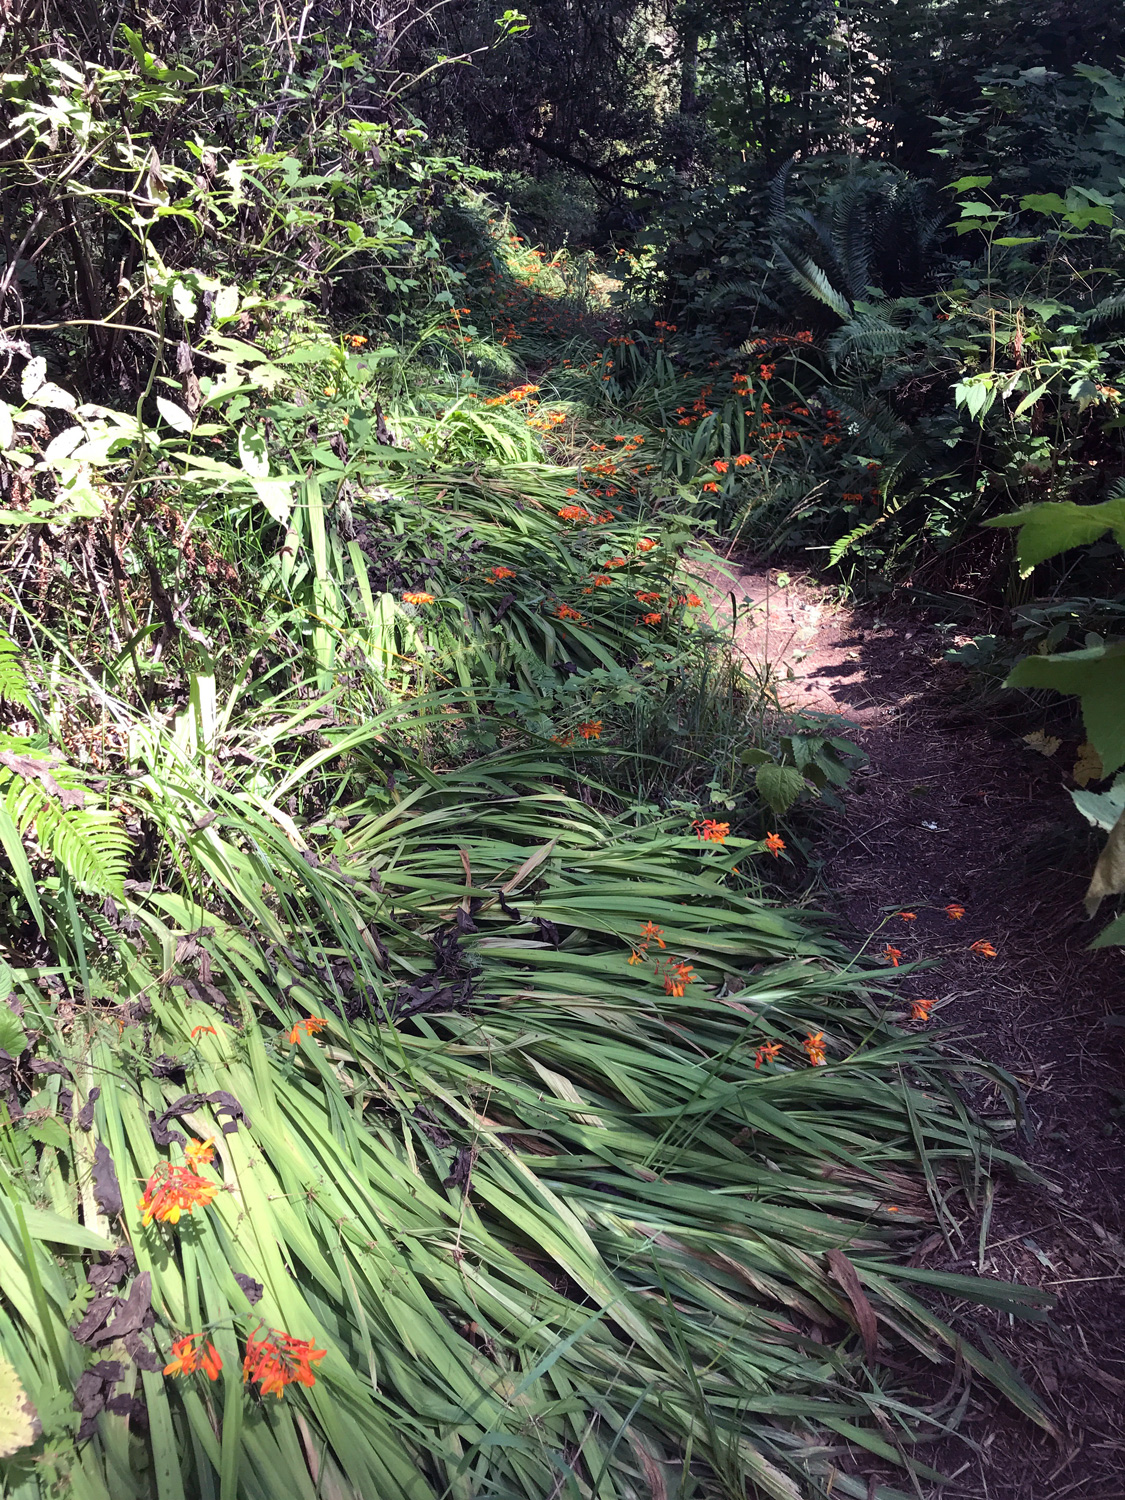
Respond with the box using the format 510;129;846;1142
0;3;1120;1498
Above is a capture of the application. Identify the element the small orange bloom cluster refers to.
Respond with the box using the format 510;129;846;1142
802;1031;827;1066
243;1326;327;1399
487;565;516;582
635;591;661;604
577;719;602;740
642;611;662;625
554;603;584;622
402;591;434;605
628;918;666;965
911;999;934;1022
658;959;696;997
185;1138;215;1172
557;504;591;522
765;832;785;857
970;940;998;958
883;944;903;967
484;382;540;408
345;334;367;348
527;409;567;430
165;1334;222;1380
138;1161;217;1228
944;903;965;920
287;1015;329;1045
694;819;729;844
754;1040;782;1068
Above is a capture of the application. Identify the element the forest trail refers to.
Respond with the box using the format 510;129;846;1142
703;560;1125;1500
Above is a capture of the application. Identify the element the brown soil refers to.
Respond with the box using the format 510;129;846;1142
703;557;1125;1500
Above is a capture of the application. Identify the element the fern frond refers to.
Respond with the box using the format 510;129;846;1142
828;315;907;363
830;389;909;447
1082;294;1125;340
0;757;130;898
773;246;852;320
0;630;31;711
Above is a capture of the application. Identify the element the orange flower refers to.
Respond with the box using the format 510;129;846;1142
287;1015;329;1045
944;903;965;921
242;1327;326;1400
558;505;591;522
898;911;917;922
910;999;934;1022
883;945;903;967
165;1334;223;1381
754;1041;782;1069
970;940;997;958
635;591;661;603
138;1161;217;1228
802;1031;827;1066
701;481;720;493
191;1025;217;1038
577;719;602;740
694;819;730;844
636;537;657;552
488;565;516;581
605;556;628;568
639;920;665;949
734;453;754;467
713;460;729;474
184;1138;215;1172
554;603;585;622
642;611;662;625
661;960;696;997
402;591;434;605
682;592;704;607
765;832;785;857
590;574;613;586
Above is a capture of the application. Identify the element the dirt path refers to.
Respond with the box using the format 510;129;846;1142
704;558;1125;1500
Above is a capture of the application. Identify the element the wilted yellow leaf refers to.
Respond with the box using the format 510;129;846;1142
1073;742;1104;787
1023;730;1060;757
1085;808;1125;916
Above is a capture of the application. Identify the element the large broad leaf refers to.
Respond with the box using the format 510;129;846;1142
1005;645;1125;775
156;396;194;434
986;498;1125;576
1085;807;1125;916
0;1354;39;1458
0;1003;24;1056
1091;911;1125;948
755;763;807;813
1071;778;1125;831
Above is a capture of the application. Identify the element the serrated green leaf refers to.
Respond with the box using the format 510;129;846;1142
985;498;1125;572
754;763;807;813
1005;646;1125;775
